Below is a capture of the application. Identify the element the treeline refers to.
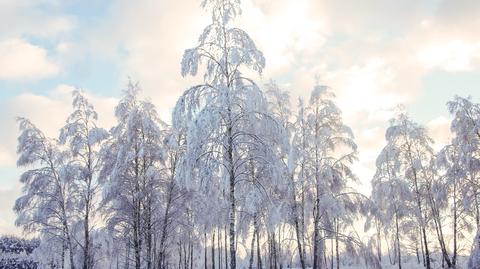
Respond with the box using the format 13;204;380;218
369;97;480;269
0;236;39;269
12;0;480;269
0;236;39;254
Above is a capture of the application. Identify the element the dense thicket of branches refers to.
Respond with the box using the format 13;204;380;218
0;236;39;269
11;1;480;269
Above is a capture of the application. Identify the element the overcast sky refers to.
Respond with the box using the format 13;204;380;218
1;0;479;235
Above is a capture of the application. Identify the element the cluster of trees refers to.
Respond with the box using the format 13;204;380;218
0;236;39;255
369;97;480;269
13;0;369;268
12;0;480;269
0;236;39;269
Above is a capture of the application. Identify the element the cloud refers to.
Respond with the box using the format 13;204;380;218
240;0;327;76
65;0;208;120
417;40;480;72
352;127;387;193
49;84;118;128
0;0;74;39
0;0;75;82
0;88;70;166
0;39;59;80
0;185;22;235
0;85;117;168
329;58;410;124
434;0;480;34
0;151;15;167
426;116;452;150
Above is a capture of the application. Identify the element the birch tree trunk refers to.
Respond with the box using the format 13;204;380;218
212;231;216;269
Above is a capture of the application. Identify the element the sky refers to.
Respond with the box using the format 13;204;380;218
0;0;479;235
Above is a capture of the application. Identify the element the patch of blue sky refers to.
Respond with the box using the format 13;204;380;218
62;0;114;22
60;53;124;97
0;50;123;99
0;78;59;99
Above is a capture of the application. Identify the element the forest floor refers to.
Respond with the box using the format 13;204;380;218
289;256;469;269
342;258;467;269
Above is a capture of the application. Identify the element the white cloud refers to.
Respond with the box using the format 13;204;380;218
0;0;74;39
426;116;452;150
417;40;480;72
71;0;208;120
352;127;386;194
331;58;403;123
0;185;23;235
56;42;70;54
0;85;116;165
0;151;15;167
0;83;68;165
240;0;327;76
0;0;75;82
0;39;59;80
51;84;118;128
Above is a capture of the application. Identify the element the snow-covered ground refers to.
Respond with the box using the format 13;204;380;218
288;256;469;269
342;258;467;269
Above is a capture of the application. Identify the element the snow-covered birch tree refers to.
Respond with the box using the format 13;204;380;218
371;145;412;269
382;112;435;269
436;143;473;268
155;126;187;269
174;0;266;268
290;97;311;268
14;118;77;269
59;89;108;269
101;82;167;269
299;84;358;269
447;96;480;229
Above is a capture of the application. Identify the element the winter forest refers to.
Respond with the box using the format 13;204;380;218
5;0;480;269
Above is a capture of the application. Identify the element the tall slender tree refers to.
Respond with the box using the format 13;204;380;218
101;83;167;269
300;84;357;269
371;145;412;269
382;112;434;269
175;0;266;268
448;96;480;229
14;118;77;269
59;90;108;269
